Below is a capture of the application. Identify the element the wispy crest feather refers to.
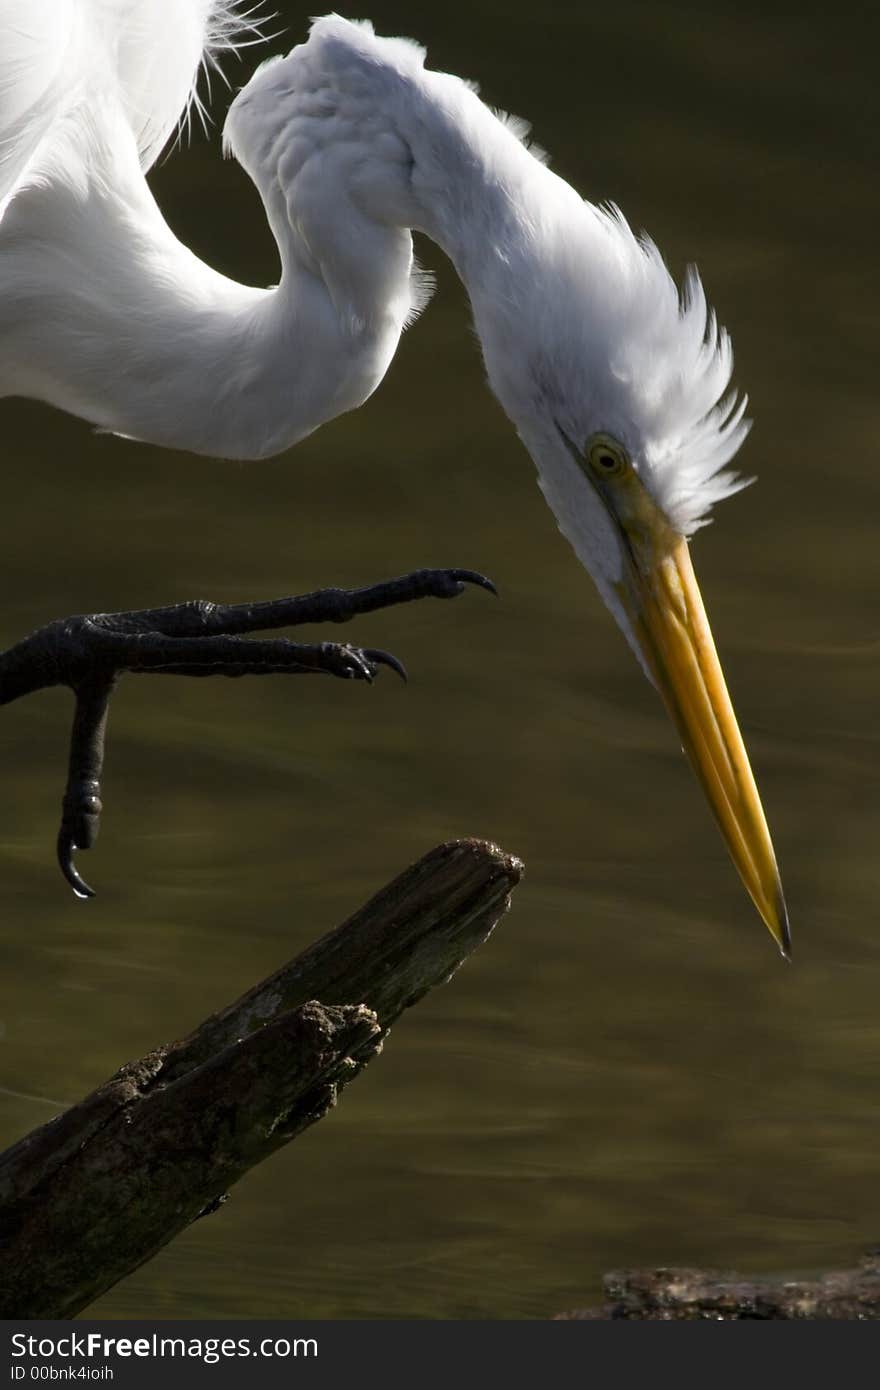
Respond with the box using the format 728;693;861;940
0;0;275;209
179;1;275;152
541;199;751;535
596;208;751;534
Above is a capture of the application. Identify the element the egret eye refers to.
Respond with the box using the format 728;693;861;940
586;434;629;479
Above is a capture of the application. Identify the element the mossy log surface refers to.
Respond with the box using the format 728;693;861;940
0;838;522;1319
558;1256;880;1319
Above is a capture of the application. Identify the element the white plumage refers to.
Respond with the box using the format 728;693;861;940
1;8;745;519
0;3;790;949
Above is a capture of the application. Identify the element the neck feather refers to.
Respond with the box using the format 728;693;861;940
0;115;411;459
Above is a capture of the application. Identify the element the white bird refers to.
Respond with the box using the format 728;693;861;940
0;3;789;952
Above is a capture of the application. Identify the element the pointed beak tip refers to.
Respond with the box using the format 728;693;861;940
776;902;793;963
763;882;792;960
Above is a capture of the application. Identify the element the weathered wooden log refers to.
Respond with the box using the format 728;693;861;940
557;1256;880;1319
0;838;522;1319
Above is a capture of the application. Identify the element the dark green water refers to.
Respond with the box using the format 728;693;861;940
1;1;878;1318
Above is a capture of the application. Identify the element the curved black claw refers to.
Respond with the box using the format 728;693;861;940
0;570;490;898
363;648;408;683
57;829;96;900
441;569;498;598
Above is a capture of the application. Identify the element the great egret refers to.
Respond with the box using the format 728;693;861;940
0;4;790;953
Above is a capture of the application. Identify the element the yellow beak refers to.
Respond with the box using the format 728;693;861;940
622;534;790;956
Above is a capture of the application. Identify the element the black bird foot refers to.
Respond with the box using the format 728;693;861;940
0;568;496;897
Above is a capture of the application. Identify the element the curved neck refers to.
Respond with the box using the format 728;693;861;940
0;120;412;460
1;26;575;463
407;74;551;283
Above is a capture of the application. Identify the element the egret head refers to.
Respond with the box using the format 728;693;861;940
490;204;789;955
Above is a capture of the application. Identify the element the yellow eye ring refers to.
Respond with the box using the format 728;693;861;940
586;434;629;479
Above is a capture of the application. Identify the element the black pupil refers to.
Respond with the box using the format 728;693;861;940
599;453;616;469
